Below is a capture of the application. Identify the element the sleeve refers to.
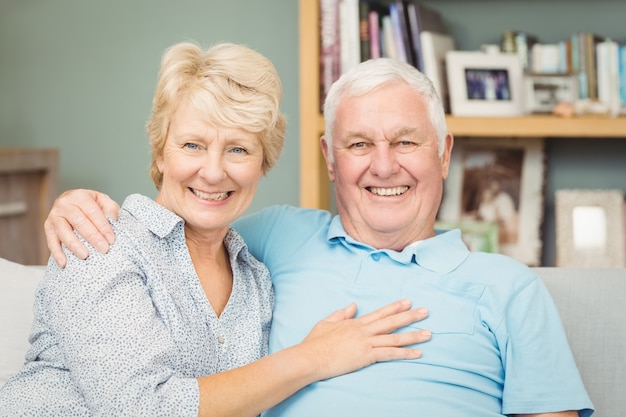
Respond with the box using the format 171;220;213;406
499;276;594;417
39;240;199;417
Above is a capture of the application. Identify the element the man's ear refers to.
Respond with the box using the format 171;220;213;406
320;136;335;182
440;133;454;180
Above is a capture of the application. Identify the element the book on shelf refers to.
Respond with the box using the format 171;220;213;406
620;44;626;106
359;1;371;61
368;8;381;59
596;38;621;116
339;0;360;74
572;32;604;100
320;0;341;111
389;2;409;63
420;31;455;112
405;1;446;72
584;33;604;101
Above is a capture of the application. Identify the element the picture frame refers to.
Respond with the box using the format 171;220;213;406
438;137;545;266
446;50;524;116
555;189;625;268
435;220;499;253
524;74;578;114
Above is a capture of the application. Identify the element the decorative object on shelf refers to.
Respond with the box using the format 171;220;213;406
446;49;524;116
438;137;545;266
501;30;538;72
555;189;625;268
524;74;578;114
435;220;499;253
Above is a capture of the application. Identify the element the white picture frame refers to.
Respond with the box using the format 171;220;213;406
438;137;545;266
446;50;524;116
524;74;578;114
555;189;625;268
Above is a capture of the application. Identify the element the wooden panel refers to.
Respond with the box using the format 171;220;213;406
299;0;330;210
0;148;59;265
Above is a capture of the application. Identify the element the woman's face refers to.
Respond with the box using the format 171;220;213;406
155;99;264;239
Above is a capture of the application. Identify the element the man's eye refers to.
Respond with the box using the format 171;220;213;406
351;142;367;148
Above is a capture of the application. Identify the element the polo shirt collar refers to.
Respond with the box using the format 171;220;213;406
327;214;469;274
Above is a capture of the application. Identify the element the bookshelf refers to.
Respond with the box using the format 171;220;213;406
0;148;59;265
298;0;626;210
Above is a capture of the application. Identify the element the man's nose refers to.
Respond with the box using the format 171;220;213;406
369;144;399;178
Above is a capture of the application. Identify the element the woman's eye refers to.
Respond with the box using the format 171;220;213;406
231;147;246;154
183;143;199;150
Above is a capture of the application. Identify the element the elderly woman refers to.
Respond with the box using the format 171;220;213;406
0;42;429;416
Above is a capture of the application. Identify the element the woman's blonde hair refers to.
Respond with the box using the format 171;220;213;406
146;42;286;189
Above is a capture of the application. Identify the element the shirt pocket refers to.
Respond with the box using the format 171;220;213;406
401;278;484;335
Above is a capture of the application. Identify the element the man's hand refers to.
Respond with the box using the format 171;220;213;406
44;189;120;267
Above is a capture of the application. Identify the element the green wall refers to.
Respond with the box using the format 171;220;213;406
2;0;625;265
0;0;300;212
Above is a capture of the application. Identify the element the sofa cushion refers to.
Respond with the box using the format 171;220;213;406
534;267;626;417
0;257;46;388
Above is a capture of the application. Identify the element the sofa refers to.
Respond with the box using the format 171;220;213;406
1;256;624;416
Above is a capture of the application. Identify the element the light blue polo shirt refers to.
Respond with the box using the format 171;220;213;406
234;205;594;417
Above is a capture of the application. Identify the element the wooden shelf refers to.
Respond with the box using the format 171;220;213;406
445;115;626;138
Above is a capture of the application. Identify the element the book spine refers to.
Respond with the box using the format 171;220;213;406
339;0;360;74
320;0;341;111
359;1;371;61
369;10;381;59
381;14;397;59
618;44;626;107
577;33;589;99
405;2;424;71
389;2;408;62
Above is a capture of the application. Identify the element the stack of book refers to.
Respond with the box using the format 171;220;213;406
320;0;455;110
526;33;626;115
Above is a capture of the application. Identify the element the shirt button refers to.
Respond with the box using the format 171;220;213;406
217;336;225;344
372;253;380;261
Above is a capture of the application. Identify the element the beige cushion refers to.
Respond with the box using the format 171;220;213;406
533;267;626;417
0;257;45;388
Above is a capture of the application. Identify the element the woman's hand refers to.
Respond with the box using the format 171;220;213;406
44;189;120;267
300;299;431;380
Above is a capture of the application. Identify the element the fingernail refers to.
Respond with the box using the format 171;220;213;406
105;232;115;244
421;330;432;337
417;307;428;314
95;241;109;254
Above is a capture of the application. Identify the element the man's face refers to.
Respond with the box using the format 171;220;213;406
321;81;453;251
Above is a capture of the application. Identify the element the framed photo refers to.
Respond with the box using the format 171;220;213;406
438;137;545;266
555;189;625;268
524;74;578;114
446;50;524;116
435;220;499;253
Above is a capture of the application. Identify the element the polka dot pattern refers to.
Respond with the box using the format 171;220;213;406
0;194;273;416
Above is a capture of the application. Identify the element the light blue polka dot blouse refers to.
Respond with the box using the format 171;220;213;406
0;194;274;416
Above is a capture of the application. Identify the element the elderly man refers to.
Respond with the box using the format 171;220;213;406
44;58;593;417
